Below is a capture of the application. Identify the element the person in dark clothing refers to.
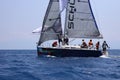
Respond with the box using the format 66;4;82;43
96;41;100;50
58;34;63;46
64;36;69;45
81;39;88;48
102;41;109;51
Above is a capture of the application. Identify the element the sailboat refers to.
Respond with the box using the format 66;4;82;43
36;0;103;57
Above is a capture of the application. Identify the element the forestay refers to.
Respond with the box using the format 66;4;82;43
38;0;62;45
64;0;103;38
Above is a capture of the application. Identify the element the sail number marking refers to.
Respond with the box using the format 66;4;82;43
68;0;76;29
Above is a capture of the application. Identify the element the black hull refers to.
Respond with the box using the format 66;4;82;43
37;47;102;57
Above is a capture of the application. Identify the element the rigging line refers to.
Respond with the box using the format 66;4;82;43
49;17;60;21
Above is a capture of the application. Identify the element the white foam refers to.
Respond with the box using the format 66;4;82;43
46;55;56;58
100;51;109;58
100;55;109;58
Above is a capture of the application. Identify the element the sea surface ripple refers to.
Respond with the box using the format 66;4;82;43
0;50;120;80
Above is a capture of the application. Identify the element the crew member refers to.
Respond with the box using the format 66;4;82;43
96;41;100;50
64;36;69;45
81;39;88;48
58;34;63;47
102;41;110;54
88;39;93;49
52;41;57;47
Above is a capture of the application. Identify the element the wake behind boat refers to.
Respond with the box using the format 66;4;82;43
35;0;107;57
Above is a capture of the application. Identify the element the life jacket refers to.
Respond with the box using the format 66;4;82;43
88;41;93;47
96;43;99;49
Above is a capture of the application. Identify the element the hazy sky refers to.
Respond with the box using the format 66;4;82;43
0;0;120;49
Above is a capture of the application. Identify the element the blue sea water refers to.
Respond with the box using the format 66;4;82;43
0;50;120;80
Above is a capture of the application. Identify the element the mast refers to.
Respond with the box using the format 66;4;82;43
63;0;68;37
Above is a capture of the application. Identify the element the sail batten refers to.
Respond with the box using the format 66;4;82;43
78;1;88;3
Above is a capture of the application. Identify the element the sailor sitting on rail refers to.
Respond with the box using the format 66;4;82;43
81;39;88;48
52;41;58;47
88;39;93;49
96;41;100;50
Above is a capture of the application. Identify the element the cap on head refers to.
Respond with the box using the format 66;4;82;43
104;41;106;42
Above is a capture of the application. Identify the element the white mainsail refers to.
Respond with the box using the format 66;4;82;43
64;0;103;38
38;0;62;45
